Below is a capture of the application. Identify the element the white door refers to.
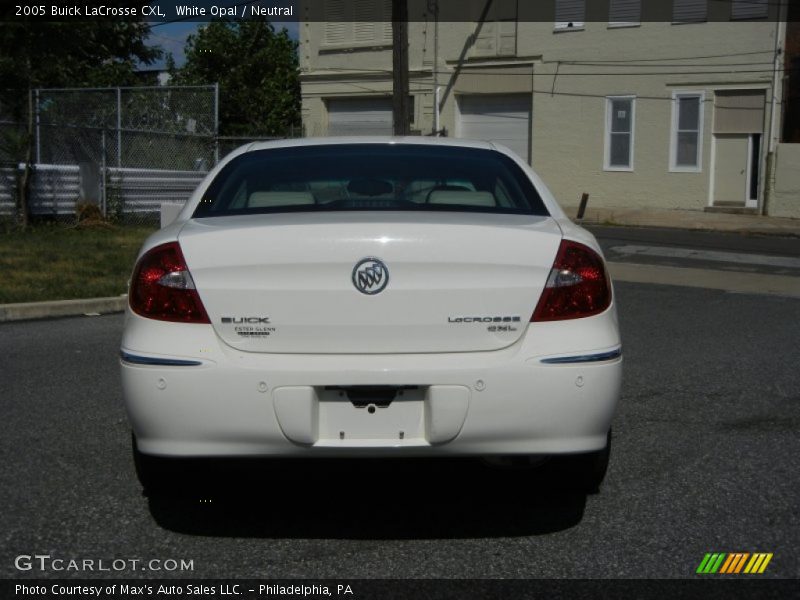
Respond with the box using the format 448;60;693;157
457;95;531;162
713;134;749;206
327;98;393;136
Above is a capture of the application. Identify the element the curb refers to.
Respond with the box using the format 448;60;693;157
0;296;127;322
564;206;800;237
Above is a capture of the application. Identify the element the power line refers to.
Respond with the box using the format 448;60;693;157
556;50;775;63
305;81;783;104
562;61;774;68
305;66;786;77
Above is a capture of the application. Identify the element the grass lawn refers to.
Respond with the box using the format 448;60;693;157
0;224;156;304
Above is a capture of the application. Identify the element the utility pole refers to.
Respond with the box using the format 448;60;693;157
392;0;410;135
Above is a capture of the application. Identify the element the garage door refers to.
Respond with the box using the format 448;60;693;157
327;98;393;136
457;95;531;162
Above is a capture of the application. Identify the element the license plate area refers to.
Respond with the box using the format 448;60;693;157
318;386;425;441
325;385;418;408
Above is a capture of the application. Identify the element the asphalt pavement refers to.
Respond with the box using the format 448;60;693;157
588;224;800;277
1;282;798;580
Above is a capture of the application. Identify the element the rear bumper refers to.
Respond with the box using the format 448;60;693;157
121;308;622;458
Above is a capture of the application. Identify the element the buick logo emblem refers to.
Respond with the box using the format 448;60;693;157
352;257;389;295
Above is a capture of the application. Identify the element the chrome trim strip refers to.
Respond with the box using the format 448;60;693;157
540;348;622;365
120;351;202;367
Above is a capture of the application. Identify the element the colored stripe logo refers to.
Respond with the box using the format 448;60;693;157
697;553;773;574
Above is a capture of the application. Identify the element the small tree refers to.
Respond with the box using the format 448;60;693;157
173;20;300;136
0;13;161;227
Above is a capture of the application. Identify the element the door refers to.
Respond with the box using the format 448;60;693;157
713;135;749;205
457;95;531;162
712;90;765;208
327;98;393;136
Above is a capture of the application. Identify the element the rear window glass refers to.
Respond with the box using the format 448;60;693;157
193;144;549;217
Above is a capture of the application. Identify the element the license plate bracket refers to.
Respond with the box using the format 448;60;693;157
324;385;418;408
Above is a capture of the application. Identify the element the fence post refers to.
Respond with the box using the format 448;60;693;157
214;83;220;164
100;129;107;217
34;89;41;165
576;193;590;220
116;87;122;168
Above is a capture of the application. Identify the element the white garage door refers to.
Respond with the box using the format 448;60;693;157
457;95;531;162
327;98;393;136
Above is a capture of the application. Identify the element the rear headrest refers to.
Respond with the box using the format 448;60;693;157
427;190;496;207
248;192;315;207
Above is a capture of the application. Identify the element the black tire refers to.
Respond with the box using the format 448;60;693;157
551;429;612;494
132;433;179;496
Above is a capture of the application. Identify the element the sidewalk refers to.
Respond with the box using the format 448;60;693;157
564;205;800;237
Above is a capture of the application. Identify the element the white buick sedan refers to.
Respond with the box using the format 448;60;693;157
121;138;621;493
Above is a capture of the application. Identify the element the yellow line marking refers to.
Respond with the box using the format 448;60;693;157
744;554;759;574
757;553;773;574
750;554;766;573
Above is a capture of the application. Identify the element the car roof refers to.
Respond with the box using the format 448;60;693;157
245;136;497;152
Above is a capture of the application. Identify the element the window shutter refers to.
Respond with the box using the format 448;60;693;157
473;20;517;57
731;0;768;20
673;0;707;23
498;21;517;56
354;0;376;42
324;0;390;46
324;22;348;46
324;0;348;45
555;0;585;28
380;0;392;43
609;0;641;25
473;22;497;57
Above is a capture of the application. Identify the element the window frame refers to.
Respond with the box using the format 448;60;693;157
604;95;636;172
669;91;705;172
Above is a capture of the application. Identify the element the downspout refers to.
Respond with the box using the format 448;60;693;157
432;0;440;135
764;0;787;215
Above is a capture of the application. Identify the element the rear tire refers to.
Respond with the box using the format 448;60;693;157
132;433;177;496
551;429;612;494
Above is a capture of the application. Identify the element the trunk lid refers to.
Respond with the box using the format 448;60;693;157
178;212;562;354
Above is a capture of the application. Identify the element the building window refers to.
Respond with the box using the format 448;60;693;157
731;0;768;20
605;96;635;170
555;0;585;30
673;0;707;23
609;0;641;27
671;92;704;171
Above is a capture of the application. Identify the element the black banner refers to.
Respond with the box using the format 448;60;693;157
2;0;796;23
3;579;799;600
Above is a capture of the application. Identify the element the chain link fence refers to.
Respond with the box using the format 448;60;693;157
215;126;304;158
1;85;225;225
1;86;303;226
0;97;26;221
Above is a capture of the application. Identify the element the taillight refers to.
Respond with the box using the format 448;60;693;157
532;240;611;322
129;242;210;324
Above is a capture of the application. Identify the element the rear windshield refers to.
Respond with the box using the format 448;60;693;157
193;144;549;217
